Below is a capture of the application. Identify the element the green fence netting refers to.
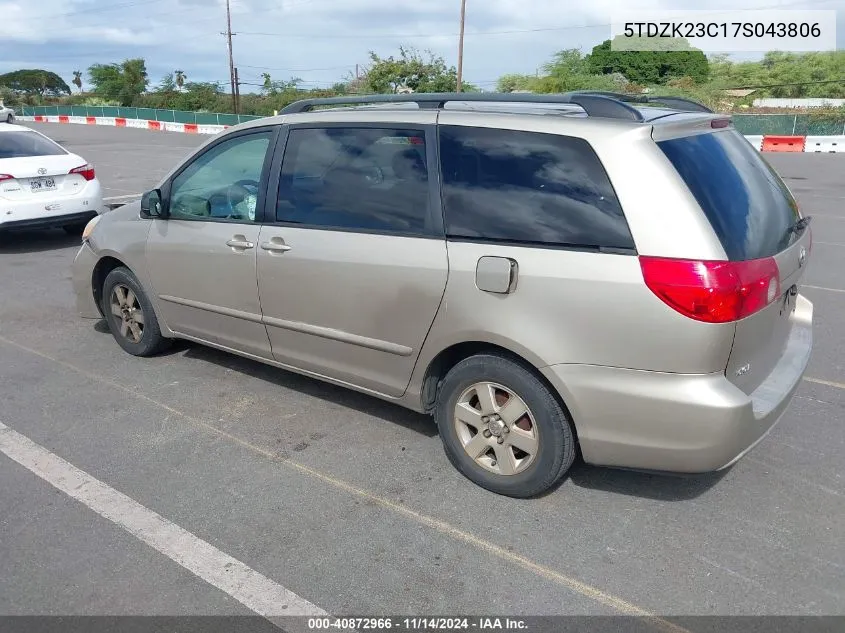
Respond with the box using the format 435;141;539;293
20;105;263;125
732;114;845;135
19;106;845;135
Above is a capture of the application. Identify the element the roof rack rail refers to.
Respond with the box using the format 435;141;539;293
569;91;714;113
278;92;646;122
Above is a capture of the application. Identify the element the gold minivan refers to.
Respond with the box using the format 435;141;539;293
73;92;814;497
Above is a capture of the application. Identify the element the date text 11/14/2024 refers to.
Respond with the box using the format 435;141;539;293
307;617;529;630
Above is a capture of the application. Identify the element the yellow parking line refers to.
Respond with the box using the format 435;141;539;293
0;334;687;633
804;376;845;390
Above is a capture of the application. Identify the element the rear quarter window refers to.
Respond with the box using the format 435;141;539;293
658;130;800;261
438;126;635;251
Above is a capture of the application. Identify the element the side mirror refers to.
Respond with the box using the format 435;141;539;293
141;189;164;218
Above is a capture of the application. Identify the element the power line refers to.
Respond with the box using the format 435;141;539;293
239;64;355;72
725;78;845;89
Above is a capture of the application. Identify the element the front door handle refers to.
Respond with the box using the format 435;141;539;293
261;239;292;253
226;236;254;250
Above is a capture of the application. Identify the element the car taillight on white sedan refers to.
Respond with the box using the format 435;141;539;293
0;174;13;182
69;164;96;181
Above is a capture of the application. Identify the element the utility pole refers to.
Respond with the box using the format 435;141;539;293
456;0;467;92
224;0;237;113
234;67;241;115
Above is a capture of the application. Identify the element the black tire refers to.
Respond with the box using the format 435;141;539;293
101;266;171;357
435;353;576;498
5;114;11;124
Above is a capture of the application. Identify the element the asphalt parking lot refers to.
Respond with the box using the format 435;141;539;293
1;123;843;623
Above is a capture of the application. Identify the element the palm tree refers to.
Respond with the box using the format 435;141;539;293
72;70;83;92
175;70;186;91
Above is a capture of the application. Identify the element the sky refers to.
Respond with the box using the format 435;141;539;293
0;0;843;93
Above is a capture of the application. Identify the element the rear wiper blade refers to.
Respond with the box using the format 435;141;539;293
787;215;812;235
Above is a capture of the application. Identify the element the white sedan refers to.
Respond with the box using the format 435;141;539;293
0;103;14;124
0;125;102;234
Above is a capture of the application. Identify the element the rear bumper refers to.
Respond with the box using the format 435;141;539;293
72;242;103;319
0;210;98;231
0;180;102;229
542;295;813;473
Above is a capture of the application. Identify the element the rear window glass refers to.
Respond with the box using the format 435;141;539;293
658;130;799;261
0;131;66;159
439;126;635;251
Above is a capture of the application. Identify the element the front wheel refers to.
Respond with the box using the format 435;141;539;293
5;114;12;124
102;267;171;357
435;353;576;498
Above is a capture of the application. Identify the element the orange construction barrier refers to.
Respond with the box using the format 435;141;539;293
761;135;806;152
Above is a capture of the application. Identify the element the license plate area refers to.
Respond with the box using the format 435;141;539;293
30;177;57;193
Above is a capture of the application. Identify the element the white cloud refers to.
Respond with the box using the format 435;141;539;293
1;0;843;91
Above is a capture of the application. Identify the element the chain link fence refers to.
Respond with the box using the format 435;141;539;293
19;106;845;135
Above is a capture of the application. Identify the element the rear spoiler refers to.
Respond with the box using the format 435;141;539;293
650;114;734;142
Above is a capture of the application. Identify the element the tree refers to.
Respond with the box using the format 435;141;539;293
87;58;149;106
0;69;71;97
72;70;83;92
177;82;224;111
175;70;187;91
542;48;624;91
587;39;709;85
364;46;470;94
259;73;301;96
544;48;590;77
157;73;176;92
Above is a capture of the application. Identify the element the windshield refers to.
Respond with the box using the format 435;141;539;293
658;129;800;261
0;131;67;159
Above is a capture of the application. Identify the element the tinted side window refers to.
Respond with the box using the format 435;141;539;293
276;127;432;235
658;130;799;261
438;126;634;250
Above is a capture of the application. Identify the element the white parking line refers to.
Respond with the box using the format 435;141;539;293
0;420;327;621
803;284;845;294
103;194;142;202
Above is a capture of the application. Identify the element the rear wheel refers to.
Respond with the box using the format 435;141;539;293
435;353;576;498
102;267;170;357
5;114;12;124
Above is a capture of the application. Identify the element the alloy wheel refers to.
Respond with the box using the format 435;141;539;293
453;382;539;476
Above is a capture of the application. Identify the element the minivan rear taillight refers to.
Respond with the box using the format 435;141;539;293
639;256;781;323
69;163;95;181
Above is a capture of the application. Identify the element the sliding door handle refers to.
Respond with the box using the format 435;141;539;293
261;241;292;253
226;237;255;250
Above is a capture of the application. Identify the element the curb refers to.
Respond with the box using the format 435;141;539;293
17;115;227;135
15;116;845;152
735;134;845;153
